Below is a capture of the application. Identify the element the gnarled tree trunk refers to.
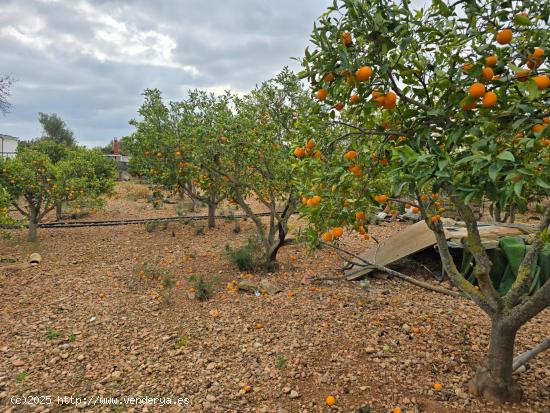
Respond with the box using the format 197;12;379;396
469;319;522;403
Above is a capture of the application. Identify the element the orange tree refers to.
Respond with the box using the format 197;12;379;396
0;185;14;236
0;147;115;241
297;0;549;403
125;89;228;227
205;69;334;269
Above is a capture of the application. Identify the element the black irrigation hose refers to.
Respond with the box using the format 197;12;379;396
0;212;281;229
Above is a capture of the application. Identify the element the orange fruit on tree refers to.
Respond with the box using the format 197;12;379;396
326;395;336;406
420;194;429;201
384;91;397;109
346;75;356;86
496;29;513;45
544;117;550;124
486;55;497;66
313;150;322;159
540;138;550;147
468;82;485;98
534;75;550;90
294;147;305;158
316;88;328;101
373;95;386;107
348;165;362;176
306;138;316;150
341;31;353;45
344;150;357;161
482;67;494;81
242;385;252;393
371;89;382;98
374;194;389;203
482;91;497;107
356;211;366;220
531;47;544;58
355;65;373;81
431;214;441;222
532;124;546;134
331;227;344;238
363;233;370;240
350;94;361;104
323;73;335;82
322;232;333;242
334;102;344;111
412;207;420;213
307;198;316;207
463;62;474;71
393;408;403;413
439;207;446;213
312;195;321;205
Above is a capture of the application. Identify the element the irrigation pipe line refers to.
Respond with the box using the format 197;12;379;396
0;211;291;229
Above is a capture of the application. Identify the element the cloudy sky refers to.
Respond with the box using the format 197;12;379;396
0;0;334;147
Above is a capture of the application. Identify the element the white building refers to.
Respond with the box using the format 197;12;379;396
0;134;18;158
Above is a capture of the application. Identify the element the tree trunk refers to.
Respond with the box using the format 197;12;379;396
469;319;522;403
55;203;62;221
28;207;38;242
509;205;516;224
207;194;216;229
266;224;287;271
494;204;503;223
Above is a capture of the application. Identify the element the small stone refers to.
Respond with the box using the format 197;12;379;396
12;360;24;367
402;323;411;333
111;371;122;381
77;354;85;361
282;387;291;394
237;280;259;292
289;390;300;399
365;346;376;354
259;279;282;295
206;362;216;370
206;394;216;402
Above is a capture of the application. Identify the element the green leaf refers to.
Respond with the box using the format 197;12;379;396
535;177;550;189
488;163;498;181
496;151;515;162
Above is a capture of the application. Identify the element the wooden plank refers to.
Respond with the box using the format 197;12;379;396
345;221;440;280
345;222;525;281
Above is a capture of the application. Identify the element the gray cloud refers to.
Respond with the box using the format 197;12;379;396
0;0;332;146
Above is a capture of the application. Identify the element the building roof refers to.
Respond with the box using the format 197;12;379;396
0;134;19;141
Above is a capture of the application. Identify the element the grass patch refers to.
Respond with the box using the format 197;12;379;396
46;328;60;340
275;354;287;370
189;275;212;301
225;237;264;272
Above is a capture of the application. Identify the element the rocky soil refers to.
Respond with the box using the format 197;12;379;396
1;183;549;412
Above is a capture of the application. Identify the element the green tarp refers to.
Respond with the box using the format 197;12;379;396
460;236;550;295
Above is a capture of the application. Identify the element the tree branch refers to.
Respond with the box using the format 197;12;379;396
320;241;461;297
513;336;550;372
504;203;550;309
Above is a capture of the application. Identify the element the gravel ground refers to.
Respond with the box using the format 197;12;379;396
1;184;548;413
